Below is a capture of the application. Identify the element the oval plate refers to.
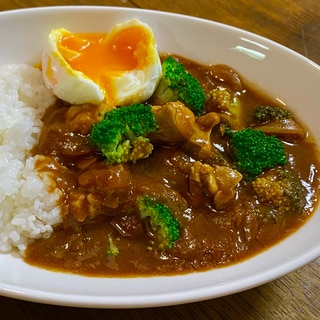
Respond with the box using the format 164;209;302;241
0;6;320;308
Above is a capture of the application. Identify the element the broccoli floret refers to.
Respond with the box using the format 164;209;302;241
210;87;243;129
152;56;206;116
89;104;159;164
225;127;287;180
254;105;292;123
106;234;119;256
138;195;180;250
252;167;306;214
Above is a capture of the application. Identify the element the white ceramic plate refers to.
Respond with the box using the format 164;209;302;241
0;6;320;308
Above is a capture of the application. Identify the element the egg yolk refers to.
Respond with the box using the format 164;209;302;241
58;25;151;101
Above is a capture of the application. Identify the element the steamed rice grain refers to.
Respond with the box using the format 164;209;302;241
0;64;62;253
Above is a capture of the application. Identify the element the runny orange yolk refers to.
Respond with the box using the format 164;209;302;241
58;25;151;100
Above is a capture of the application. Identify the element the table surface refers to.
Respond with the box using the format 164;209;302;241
1;0;320;319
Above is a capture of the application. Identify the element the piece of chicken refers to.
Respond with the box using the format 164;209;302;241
64;103;113;135
189;161;242;209
149;101;196;144
73;162;134;221
183;112;221;159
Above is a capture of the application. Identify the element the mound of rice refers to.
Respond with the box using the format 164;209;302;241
0;64;62;253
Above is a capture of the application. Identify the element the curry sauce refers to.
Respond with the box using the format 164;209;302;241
24;56;320;277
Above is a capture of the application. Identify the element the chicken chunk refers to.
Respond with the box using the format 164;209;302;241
183;112;221;159
65;103;113;135
149;101;196;144
189;161;242;209
73;162;134;221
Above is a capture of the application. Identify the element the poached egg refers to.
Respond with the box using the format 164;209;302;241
42;19;162;106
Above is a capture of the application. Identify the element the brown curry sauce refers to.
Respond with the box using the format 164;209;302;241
24;56;320;277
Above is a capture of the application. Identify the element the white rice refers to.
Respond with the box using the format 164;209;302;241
0;64;62;254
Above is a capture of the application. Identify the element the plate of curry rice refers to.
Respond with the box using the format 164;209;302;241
0;6;320;308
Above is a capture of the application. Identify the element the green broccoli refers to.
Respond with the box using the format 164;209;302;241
210;87;243;129
152;56;206;116
138;195;180;250
252;167;306;214
89;104;159;164
106;234;119;256
225;126;287;180
254;105;292;123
